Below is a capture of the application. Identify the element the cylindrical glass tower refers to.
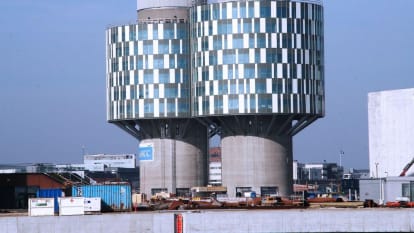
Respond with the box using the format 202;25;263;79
106;0;324;197
106;2;208;197
190;0;324;196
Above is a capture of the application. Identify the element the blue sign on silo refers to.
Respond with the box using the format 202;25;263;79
139;144;153;161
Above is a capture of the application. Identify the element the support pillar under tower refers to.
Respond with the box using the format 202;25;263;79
115;119;208;197
221;135;293;197
205;115;307;197
139;137;206;197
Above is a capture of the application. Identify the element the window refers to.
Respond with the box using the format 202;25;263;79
255;80;266;93
236;187;252;197
213;36;222;50
219;80;228;94
230;81;237;94
167;100;175;114
257;64;271;78
223;51;235;64
154;55;164;69
143;70;153;84
229;95;238;109
158;41;169;54
233;35;243;49
177;26;187;38
277;3;287;18
258;94;272;112
159;70;169;83
257;34;266;48
171;40;180;54
137;56;143;69
152;25;158;40
261;186;278;196
143;41;153;54
144;102;154;114
163;24;174;39
165;85;178;98
243;19;252;33
244;64;255;78
240;4;246;18
151;188;167;195
238;49;249;64
137;26;147;40
232;3;238;18
215;97;223;112
260;4;270;17
176;188;190;197
129;26;136;40
222;4;227;19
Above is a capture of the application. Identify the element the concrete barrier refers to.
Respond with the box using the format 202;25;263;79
0;209;413;233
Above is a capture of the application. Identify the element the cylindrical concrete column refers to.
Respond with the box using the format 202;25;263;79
221;135;293;197
139;120;207;197
140;138;206;197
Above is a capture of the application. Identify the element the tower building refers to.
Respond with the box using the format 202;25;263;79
106;0;324;197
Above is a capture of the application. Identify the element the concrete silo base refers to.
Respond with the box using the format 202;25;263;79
221;136;293;197
139;138;206;197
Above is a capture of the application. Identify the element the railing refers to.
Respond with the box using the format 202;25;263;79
138;18;188;24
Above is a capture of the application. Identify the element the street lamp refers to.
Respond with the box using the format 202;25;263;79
375;162;379;178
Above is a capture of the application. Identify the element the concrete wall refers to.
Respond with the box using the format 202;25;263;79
182;209;414;232
137;7;189;21
368;88;414;178
0;212;173;233
140;138;206;197
137;0;192;10
1;209;414;233
221;135;292;197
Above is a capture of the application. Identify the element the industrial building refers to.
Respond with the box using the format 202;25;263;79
84;154;136;171
0;173;85;209
106;0;325;197
368;88;414;178
293;161;345;194
360;176;414;204
208;147;222;185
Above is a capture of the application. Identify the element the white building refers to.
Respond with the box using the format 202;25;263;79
360;176;414;204
209;162;222;185
368;88;414;178
84;154;136;171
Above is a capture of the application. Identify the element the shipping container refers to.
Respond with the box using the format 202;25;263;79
28;198;55;216
72;184;131;212
36;188;63;213
58;197;85;216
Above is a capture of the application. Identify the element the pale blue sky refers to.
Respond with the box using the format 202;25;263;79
0;1;413;168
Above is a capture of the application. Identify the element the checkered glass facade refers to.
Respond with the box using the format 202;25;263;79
106;22;190;120
107;0;324;121
190;0;324;116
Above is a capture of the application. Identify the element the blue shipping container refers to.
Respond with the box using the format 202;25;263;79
36;188;63;213
72;184;131;211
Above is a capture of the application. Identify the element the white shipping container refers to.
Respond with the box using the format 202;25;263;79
84;197;101;212
59;197;85;216
28;198;55;216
